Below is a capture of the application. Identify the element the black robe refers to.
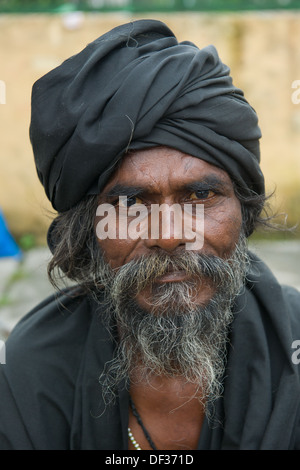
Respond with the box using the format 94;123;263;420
0;252;299;450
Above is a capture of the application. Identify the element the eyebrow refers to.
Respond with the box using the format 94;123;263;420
102;184;145;199
102;176;231;199
184;176;231;193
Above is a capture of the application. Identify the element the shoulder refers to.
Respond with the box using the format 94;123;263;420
6;288;94;366
280;285;300;357
246;251;300;327
281;284;300;318
0;289;96;449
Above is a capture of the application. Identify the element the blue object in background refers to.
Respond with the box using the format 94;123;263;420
0;210;22;259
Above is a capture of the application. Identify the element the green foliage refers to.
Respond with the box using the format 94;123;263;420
18;234;37;252
1;0;300;13
0;0;62;9
0;293;12;307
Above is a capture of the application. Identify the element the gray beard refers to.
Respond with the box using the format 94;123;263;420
97;234;250;411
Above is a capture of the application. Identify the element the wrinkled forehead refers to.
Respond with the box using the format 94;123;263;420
99;146;235;197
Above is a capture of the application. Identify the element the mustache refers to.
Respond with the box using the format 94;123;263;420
103;239;249;301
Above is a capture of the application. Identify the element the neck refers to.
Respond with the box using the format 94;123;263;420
131;370;205;408
128;371;206;450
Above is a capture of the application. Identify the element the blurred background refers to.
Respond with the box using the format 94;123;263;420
0;0;300;339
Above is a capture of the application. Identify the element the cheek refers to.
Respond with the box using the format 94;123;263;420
203;201;243;258
95;211;147;268
96;237;133;269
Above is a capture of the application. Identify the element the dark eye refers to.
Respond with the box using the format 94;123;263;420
190;190;214;200
118;196;143;208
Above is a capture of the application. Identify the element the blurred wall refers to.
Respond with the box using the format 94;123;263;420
0;11;300;243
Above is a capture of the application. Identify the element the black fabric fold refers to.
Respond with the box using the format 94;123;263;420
220;253;300;449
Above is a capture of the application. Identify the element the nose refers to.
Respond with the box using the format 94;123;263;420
143;204;191;253
144;234;187;252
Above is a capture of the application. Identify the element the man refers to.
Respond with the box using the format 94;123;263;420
0;19;299;450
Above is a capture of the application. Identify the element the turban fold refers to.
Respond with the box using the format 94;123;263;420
30;19;264;213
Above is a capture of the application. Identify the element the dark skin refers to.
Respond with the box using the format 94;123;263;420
96;146;243;450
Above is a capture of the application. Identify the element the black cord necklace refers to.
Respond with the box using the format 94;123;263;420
129;396;157;450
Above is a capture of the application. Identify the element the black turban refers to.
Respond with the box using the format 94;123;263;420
30;19;264;213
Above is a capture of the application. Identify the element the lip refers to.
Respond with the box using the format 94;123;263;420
155;270;190;284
